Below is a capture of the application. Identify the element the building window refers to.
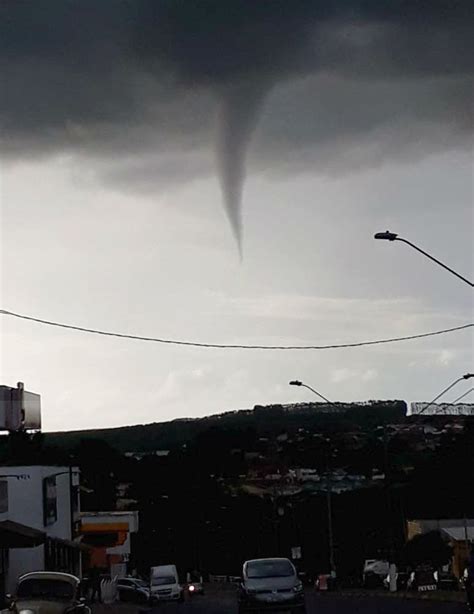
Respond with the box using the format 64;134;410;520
0;481;7;514
43;476;58;526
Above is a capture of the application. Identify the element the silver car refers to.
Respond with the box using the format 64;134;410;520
9;571;91;614
238;558;306;613
117;577;150;604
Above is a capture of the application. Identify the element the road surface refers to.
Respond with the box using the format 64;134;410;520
96;586;468;614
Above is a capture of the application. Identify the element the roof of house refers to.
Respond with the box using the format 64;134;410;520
441;527;474;542
0;519;45;548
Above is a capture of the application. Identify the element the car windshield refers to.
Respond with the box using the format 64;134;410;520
152;576;176;586
17;578;74;601
247;560;294;579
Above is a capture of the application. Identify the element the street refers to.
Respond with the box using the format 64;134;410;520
93;586;468;614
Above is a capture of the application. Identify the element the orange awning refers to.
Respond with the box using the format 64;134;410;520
80;522;129;533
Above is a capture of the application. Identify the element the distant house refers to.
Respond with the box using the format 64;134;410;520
296;469;321;483
264;474;281;482
407;519;474;578
124;450;170;460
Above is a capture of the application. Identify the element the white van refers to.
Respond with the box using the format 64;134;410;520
149;565;183;603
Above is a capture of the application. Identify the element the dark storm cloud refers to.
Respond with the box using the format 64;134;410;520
1;1;473;243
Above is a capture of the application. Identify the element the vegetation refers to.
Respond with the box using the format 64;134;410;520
403;531;453;568
1;401;472;579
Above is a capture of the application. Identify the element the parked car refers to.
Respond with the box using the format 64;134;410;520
238;557;306;613
407;566;438;592
149;564;184;603
117;577;150;603
8;571;90;613
437;571;459;591
362;559;389;588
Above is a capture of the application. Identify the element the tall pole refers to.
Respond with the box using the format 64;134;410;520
324;436;336;578
272;486;282;556
382;427;395;561
69;464;74;541
418;373;474;415
290;381;336;577
453;388;474;404
326;472;336;577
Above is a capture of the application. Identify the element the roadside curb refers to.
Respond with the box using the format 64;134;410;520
333;589;466;604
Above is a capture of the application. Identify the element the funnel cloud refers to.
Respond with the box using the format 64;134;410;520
1;0;472;249
216;82;268;254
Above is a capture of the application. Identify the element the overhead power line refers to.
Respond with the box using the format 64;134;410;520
1;308;472;351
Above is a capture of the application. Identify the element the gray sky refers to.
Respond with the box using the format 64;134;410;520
1;1;473;431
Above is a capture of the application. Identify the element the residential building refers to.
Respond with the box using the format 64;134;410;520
0;465;81;594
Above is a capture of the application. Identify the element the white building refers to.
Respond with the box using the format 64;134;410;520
0;465;81;593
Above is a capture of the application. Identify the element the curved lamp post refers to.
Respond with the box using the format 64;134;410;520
374;231;473;287
289;380;332;404
418;373;474;415
288;380;336;576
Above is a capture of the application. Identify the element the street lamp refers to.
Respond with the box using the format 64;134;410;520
453;387;474;404
289;380;332;404
374;231;473;287
289;380;336;577
418;373;474;415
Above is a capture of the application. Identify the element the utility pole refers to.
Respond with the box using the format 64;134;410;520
324;436;336;579
69;464;74;540
381;426;397;592
326;472;336;577
289;381;337;578
272;485;282;556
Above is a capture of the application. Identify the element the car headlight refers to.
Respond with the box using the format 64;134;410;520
19;610;35;614
293;582;303;593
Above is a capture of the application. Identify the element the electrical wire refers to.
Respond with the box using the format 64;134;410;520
1;308;472;351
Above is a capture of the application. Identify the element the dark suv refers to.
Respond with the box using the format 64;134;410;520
238;558;306;613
